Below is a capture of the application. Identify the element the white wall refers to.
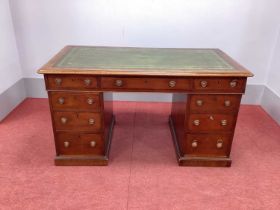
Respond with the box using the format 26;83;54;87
10;0;280;86
0;0;22;94
266;26;280;96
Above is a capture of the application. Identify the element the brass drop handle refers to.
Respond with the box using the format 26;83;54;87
196;100;203;106
115;79;123;87
55;78;62;86
221;119;227;126
84;78;92;86
90;141;96;148
64;141;69;148
193;120;200;126
87;98;94;105
230;80;237;88
58;97;65;104
88;118;95;125
169;80;176;88
224;100;231;107
200;80;208;88
216;139;223;149
60;117;67;124
191;140;198;148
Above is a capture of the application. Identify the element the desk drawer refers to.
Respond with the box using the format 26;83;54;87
46;75;98;90
101;77;191;91
187;114;235;132
193;78;246;93
80;133;104;155
189;94;241;114
56;133;104;155
184;133;231;157
56;133;82;155
50;92;101;111
53;112;102;131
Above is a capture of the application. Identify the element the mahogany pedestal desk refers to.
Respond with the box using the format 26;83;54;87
38;46;253;167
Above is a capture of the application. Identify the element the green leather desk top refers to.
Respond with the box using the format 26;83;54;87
55;47;233;70
38;46;253;77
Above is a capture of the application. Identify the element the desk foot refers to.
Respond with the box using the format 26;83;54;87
55;115;115;166
169;115;231;167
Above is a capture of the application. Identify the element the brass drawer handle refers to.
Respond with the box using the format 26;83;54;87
216;139;223;149
64;141;70;148
60;117;67;124
191;140;198;148
115;79;123;87
55;78;62;86
58;97;65;104
196;100;203;106
88;118;95;125
90;141;96;148
193;120;200;126
87;98;94;105
169;80;176;88
84;78;92;86
224;100;231;107
230;80;237;88
221;120;227;126
200;80;208;88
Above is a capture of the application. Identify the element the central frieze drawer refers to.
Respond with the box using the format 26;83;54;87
101;77;191;91
53;112;102;131
50;92;101;111
187;114;236;132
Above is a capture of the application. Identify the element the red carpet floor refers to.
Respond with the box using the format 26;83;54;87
0;98;280;210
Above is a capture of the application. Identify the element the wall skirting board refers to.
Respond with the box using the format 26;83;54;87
0;79;26;121
261;87;280;124
0;78;279;124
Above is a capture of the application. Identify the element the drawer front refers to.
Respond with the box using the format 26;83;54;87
50;92;101;111
53;112;102;131
56;133;104;155
189;94;241;113
80;134;104;155
56;133;83;155
193;78;246;93
101;77;191;91
46;75;98;90
187;114;235;132
184;133;231;156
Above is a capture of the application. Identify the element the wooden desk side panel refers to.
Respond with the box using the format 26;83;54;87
101;92;114;158
170;93;188;156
